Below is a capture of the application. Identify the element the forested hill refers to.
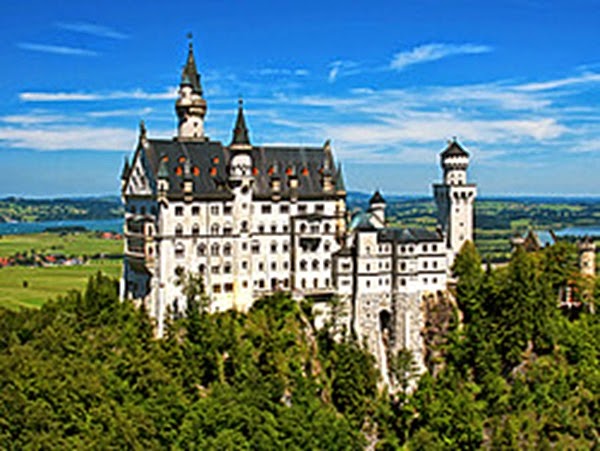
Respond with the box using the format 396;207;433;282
0;242;598;448
0;197;123;223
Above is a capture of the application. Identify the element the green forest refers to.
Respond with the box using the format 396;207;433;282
0;242;598;449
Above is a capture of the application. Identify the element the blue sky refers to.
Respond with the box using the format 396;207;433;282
0;0;599;197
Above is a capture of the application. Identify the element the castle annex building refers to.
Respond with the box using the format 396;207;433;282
120;42;477;379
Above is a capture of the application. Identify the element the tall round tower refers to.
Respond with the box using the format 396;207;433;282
433;138;477;265
175;39;207;140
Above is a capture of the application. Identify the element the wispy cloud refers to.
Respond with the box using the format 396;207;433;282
87;107;154;118
328;60;360;83
256;68;309;77
56;21;128;39
514;72;600;91
20;88;177;102
18;42;98;57
390;43;491;71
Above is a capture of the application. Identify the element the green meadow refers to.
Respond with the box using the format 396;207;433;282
0;232;123;310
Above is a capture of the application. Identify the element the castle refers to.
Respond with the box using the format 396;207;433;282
120;41;476;382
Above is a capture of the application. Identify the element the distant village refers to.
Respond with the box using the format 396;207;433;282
0;231;121;269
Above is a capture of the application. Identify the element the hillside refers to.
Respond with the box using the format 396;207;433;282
0;197;123;223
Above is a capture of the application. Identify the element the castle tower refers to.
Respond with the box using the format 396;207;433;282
175;39;207;140
578;237;596;278
433;139;477;265
368;191;386;228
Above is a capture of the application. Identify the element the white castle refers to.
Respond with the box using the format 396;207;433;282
120;41;476;381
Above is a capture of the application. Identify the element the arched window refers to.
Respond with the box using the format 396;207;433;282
313;278;318;288
301;278;306;289
211;223;220;235
223;243;232;256
312;259;319;270
324;241;330;252
300;223;307;233
300;260;307;271
197;243;206;256
192;224;200;236
324;223;331;233
198;263;206;273
241;221;249;233
175;224;183;237
175;242;185;258
270;241;277;253
324;259;330;269
211;243;220;256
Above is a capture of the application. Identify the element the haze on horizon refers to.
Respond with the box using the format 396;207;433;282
0;0;598;197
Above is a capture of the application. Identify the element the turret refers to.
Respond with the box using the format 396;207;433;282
579;237;596;278
322;140;334;193
440;138;469;186
368;191;386;227
175;39;207;141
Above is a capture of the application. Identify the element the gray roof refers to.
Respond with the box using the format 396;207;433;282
139;138;344;201
231;100;250;146
377;227;442;243
369;190;386;205
441;140;469;158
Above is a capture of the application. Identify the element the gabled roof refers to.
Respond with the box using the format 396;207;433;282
441;139;469;158
138;138;343;201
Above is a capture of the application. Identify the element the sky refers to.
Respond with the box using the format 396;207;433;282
0;0;598;197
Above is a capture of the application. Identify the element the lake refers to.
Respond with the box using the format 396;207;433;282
555;226;600;237
0;218;124;236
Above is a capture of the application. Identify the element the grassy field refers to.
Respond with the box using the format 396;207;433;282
0;259;122;310
0;232;122;257
0;232;123;310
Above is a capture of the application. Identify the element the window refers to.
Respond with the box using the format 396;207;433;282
423;244;428;252
213;284;221;293
313;278;318;288
258;224;265;233
300;223;307;233
310;224;319;233
224;283;234;292
252;242;260;254
241;260;248;270
409;246;414;253
300;260;307;271
271;262;277;270
223;243;232;256
175;243;184;258
198;263;206;273
324;223;331;233
271;242;277;253
432;244;438;252
283;242;289;252
280;204;289;214
241;221;249;233
258;279;265;289
400;279;406;286
271;224;277;233
175;224;183;237
224;263;232;274
324;259;330;269
175;206;183;216
423;261;428;269
224;205;232;215
261;205;272;214
298;204;307;214
140;206;146;215
312;259;320;270
192;206;200;215
210;205;219;215
316;204;324;212
192;224;199;236
211;243;220;255
400;246;406;253
197;244;206;256
366;264;371;271
211;265;220;274
242;243;248;251
433;277;438;284
211;224;220;235
130;206;136;214
283;261;289;270
258;263;264;271
400;262;406;271
366;280;371;288
301;279;306;289
283;225;289;233
223;224;233;236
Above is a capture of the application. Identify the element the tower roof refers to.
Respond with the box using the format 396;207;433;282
441;138;469;158
230;99;251;146
369;190;386;205
181;41;203;95
120;157;130;180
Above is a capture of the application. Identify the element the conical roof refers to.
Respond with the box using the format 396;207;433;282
441;138;469;158
335;163;346;192
181;42;203;95
230;99;251;146
120;157;130;180
369;190;386;205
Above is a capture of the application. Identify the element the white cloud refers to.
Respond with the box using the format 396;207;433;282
87;107;154;118
327;60;359;83
390;43;491;71
18;42;98;57
20;88;177;102
56;21;129;39
514;72;600;91
256;68;309;76
0;126;136;151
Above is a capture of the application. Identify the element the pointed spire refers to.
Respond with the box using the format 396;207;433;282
120;157;130;180
335;163;346;192
181;37;203;95
230;98;251;147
